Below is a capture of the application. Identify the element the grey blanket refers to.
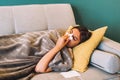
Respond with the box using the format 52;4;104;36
0;30;72;80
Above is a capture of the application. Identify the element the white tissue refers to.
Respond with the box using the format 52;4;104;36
60;70;81;78
66;32;73;40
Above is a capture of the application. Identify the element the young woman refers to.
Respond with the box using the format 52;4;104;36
35;26;91;73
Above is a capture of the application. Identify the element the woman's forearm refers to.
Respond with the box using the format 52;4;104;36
35;36;69;73
35;46;60;73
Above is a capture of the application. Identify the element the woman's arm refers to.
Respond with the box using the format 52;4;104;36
35;35;69;73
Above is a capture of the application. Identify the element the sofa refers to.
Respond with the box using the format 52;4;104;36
0;3;120;80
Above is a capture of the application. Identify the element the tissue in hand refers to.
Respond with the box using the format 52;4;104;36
66;32;73;40
65;26;74;40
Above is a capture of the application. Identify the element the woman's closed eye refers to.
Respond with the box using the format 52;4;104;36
73;35;78;41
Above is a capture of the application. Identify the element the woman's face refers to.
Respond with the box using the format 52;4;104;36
66;28;81;48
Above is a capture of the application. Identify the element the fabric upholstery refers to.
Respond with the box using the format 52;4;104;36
80;66;118;80
91;50;120;74
0;6;14;35
0;4;76;34
45;4;76;30
31;66;118;80
98;37;120;57
13;5;48;33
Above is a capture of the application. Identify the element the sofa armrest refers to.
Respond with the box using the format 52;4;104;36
90;50;120;74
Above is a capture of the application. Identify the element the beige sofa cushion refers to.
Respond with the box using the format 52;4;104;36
13;4;76;34
31;66;118;80
0;4;76;34
13;5;48;33
0;6;14;35
45;4;76;30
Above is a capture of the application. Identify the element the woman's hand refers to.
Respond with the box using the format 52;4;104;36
55;35;70;50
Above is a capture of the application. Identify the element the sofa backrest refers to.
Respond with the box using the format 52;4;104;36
0;4;76;35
